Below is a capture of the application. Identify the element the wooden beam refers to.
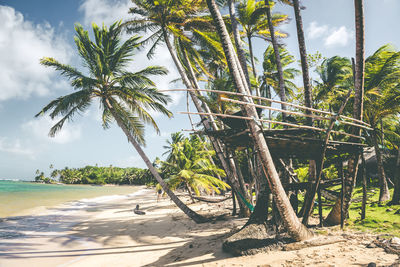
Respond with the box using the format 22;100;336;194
178;111;365;140
159;88;372;127
220;97;373;131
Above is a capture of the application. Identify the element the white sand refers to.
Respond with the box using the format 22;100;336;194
0;188;398;267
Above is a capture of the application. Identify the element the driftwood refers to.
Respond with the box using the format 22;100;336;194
373;236;400;255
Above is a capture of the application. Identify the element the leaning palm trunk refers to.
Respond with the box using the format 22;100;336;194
265;0;287;116
372;130;390;202
106;101;207;224
162;29;251;216
207;0;313;241
326;0;366;225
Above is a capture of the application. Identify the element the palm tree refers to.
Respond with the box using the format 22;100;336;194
236;0;288;79
206;0;313;241
126;0;252;217
264;0;289;116
36;21;207;223
326;0;365;225
291;0;312;120
161;136;228;202
261;45;299;102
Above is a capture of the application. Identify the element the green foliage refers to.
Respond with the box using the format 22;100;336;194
294;166;308;182
49;165;155;185
37;21;172;146
159;133;229;196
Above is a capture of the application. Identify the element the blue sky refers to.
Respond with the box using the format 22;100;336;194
0;0;399;180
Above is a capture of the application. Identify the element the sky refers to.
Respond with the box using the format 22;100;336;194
0;0;399;180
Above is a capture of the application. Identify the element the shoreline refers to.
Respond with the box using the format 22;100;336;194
0;181;144;218
0;189;398;267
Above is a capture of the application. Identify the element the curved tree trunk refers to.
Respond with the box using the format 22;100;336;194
107;102;207;223
207;0;313;241
372;130;390;202
326;0;365;225
265;0;287;117
162;30;251;216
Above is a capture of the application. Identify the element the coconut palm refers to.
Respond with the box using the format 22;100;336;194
161;135;228;202
261;45;299;102
236;0;288;79
36;21;207;223
291;0;312;120
206;0;313;241
264;0;289;115
126;0;253;217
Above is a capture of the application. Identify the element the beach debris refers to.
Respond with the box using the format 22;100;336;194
373;236;400;255
133;204;146;215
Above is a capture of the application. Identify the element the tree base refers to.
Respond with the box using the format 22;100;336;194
222;223;292;256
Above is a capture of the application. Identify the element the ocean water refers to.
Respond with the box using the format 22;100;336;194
0;180;141;218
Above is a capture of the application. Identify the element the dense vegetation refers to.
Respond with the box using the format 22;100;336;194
34;165;155;185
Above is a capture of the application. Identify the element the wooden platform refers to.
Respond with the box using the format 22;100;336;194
205;128;364;160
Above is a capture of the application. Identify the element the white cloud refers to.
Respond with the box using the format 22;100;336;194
79;0;132;26
307;21;328;39
0;137;34;157
306;21;354;48
0;6;71;101
22;116;82;144
324;26;354;48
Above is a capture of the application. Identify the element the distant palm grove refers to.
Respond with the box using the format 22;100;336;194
35;165;155;185
35;0;400;246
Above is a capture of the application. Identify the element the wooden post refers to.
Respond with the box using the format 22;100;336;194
339;160;345;229
361;150;367;220
318;187;323;227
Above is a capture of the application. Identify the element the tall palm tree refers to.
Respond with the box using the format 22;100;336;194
236;0;288;79
36;21;207;223
265;0;288;115
206;0;313;241
292;0;312;119
326;0;365;225
126;0;252;217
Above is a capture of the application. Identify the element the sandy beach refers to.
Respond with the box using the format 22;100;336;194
0;188;399;267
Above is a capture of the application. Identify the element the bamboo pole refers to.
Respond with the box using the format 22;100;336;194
159;88;372;127
220;97;373;131
178;111;365;140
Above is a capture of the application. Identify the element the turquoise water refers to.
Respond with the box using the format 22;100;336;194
0;180;140;218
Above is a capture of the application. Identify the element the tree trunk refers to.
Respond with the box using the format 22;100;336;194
372;130;390;202
228;0;251;88
265;0;287;117
325;0;366;225
389;148;400;205
207;0;313;241
292;0;312;123
107;101;207;223
163;30;250;215
247;35;262;100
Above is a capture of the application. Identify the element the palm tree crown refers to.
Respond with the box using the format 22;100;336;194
36;21;172;145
